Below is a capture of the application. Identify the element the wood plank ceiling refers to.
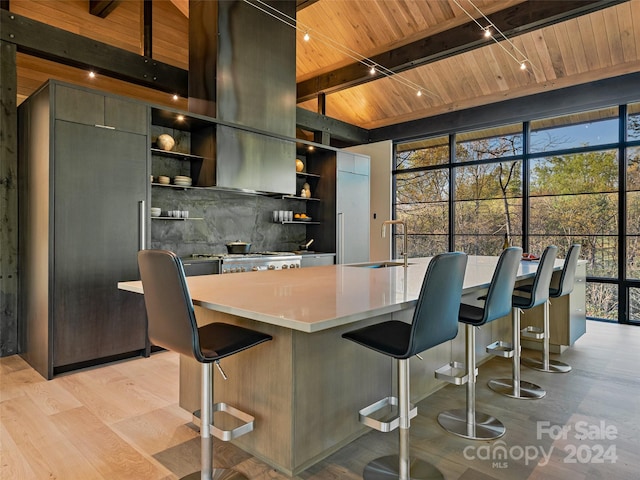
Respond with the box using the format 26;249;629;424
9;0;640;132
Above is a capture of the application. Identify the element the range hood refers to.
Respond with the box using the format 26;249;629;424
188;0;297;195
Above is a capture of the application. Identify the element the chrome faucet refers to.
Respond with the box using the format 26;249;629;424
382;219;408;268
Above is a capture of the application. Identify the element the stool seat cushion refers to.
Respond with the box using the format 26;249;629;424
512;294;534;308
198;322;272;363
514;284;533;294
343;320;411;358
515;283;561;298
458;303;485;325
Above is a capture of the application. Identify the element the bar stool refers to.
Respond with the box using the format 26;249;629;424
342;252;468;480
520;244;581;373
436;246;522;440
487;245;557;400
138;250;272;480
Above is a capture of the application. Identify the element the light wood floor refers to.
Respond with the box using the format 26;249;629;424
1;320;639;480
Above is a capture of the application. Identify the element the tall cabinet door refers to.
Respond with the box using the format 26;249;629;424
336;162;370;263
53;120;148;367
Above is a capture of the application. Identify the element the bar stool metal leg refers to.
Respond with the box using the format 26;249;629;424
521;301;572;373
182;363;247;480
488;308;546;399
363;359;444;480
438;325;506;440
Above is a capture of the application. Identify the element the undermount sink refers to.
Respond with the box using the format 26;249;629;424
348;261;412;268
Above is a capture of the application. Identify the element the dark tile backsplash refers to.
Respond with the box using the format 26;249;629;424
150;186;307;256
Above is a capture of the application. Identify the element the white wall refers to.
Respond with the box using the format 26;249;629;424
345;140;393;262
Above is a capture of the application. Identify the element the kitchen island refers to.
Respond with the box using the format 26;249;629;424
118;255;584;475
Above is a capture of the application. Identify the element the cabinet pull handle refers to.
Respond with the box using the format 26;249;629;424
338;212;344;264
94;124;116;130
139;200;146;250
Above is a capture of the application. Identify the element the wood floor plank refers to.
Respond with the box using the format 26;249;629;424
0;423;39;480
51;405;172;479
111;404;195;455
0;359;47;403
1;396;106;479
22;375;83;415
56;362;174;425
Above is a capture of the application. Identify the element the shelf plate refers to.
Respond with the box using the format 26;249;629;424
280;221;320;225
151;148;204;161
282;195;320;201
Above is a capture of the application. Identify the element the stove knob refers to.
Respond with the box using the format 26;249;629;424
268;265;276;270
290;263;297;269
223;269;229;274
240;267;246;272
252;266;259;271
282;264;288;269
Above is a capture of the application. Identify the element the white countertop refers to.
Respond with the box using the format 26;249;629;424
119;255;561;333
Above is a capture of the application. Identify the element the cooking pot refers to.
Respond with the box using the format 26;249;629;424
226;241;251;254
298;239;314;251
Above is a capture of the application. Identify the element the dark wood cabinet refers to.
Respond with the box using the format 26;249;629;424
19;81;150;379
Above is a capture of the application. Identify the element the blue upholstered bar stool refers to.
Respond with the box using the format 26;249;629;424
437;246;522;440
343;252;468;480
138;250;272;480
520;244;581;373
487;245;557;399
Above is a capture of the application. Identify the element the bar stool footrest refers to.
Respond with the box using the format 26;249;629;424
434;361;477;385
486;340;514;358
520;326;544;340
192;402;255;441
358;396;417;433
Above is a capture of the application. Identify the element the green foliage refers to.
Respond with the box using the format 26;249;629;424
531;151;618;195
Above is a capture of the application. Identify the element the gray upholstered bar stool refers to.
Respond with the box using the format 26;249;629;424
342;252;468;480
436;246;522;440
487;245;558;400
138;250;272;480
520;244;581;373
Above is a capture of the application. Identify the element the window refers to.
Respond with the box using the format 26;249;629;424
396;136;448;169
529;150;619;278
395;170;449;258
456;125;522;161
630;288;640;322
395;136;450;257
454;161;522;255
628;102;640;140
587;283;618;321
530;108;618;153
627;146;640;281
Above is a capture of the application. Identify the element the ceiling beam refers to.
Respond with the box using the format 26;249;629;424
0;9;187;96
171;0;189;18
296;0;319;11
297;0;629;102
89;0;120;18
296;106;369;144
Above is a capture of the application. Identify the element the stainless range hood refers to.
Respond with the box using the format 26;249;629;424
189;0;297;195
